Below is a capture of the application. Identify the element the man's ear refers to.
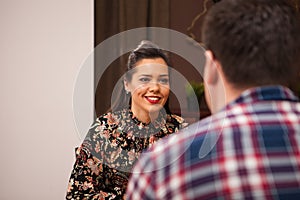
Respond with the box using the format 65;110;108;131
204;50;220;85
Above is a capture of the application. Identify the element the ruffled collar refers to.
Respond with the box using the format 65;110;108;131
129;109;166;127
120;108;169;137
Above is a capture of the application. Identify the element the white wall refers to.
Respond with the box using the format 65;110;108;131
0;0;93;199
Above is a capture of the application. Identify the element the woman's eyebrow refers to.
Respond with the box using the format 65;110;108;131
159;74;169;77
138;74;169;77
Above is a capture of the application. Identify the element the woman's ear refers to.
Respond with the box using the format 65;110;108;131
124;78;129;93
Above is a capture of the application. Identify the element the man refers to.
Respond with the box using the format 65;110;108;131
126;0;300;199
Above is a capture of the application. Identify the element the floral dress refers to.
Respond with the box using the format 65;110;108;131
66;108;187;200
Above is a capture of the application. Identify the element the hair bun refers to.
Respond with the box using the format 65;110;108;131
134;40;160;52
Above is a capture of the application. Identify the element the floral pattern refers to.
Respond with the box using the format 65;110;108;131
66;108;187;200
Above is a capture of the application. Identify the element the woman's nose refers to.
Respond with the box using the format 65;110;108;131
148;81;160;92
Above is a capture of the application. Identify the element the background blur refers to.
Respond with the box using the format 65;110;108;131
1;0;299;199
0;0;93;199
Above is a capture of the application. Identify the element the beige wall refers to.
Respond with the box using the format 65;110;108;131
0;0;93;199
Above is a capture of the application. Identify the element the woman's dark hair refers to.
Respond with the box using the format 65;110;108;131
202;0;300;88
111;40;172;113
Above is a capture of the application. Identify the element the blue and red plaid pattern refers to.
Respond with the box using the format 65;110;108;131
126;86;300;200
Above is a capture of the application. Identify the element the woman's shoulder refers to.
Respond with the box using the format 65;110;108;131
167;113;188;129
95;109;126;125
83;110;127;144
86;110;125;135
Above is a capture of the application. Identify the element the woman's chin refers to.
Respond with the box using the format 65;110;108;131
148;104;164;113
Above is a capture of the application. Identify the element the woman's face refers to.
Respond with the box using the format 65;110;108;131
124;58;170;122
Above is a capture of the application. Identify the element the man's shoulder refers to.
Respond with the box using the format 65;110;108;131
148;114;221;153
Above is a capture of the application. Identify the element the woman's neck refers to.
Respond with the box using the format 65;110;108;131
131;107;159;124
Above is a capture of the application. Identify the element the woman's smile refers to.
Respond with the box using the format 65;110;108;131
145;96;162;104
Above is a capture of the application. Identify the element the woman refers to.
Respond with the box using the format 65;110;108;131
66;40;187;199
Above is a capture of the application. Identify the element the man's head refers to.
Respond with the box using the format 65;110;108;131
202;0;300;112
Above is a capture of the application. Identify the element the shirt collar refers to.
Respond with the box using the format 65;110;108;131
225;85;299;109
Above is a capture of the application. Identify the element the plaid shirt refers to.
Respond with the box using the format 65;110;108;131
126;85;300;200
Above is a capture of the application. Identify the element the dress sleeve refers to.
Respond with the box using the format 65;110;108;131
66;146;118;200
66;118;126;200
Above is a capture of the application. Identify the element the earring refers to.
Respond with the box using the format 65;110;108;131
126;90;129;95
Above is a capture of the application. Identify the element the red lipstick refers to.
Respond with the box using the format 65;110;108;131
145;96;161;104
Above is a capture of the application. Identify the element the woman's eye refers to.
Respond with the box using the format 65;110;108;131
159;78;169;84
139;77;150;83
